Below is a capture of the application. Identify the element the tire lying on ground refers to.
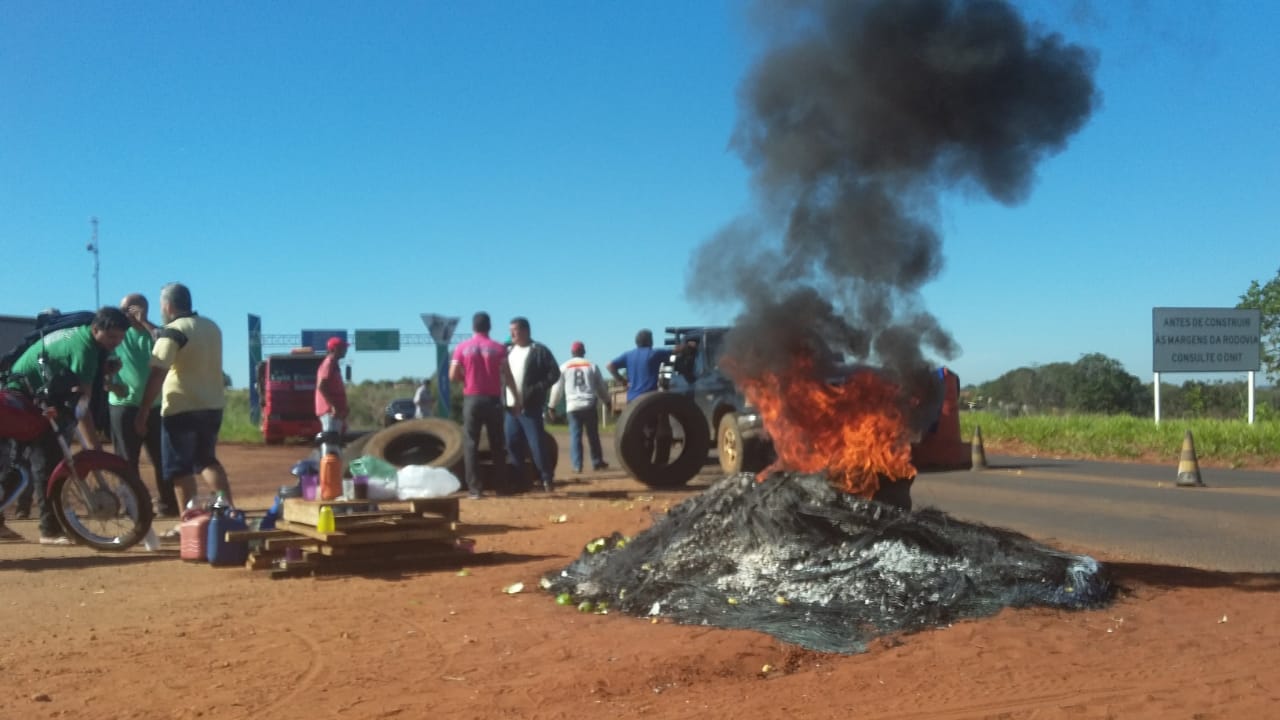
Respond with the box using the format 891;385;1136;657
360;418;465;469
615;392;711;488
716;412;769;475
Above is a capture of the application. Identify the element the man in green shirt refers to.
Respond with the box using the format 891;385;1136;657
107;294;178;517
3;307;129;544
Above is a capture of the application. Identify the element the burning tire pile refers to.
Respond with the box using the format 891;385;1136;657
551;0;1113;653
545;472;1112;654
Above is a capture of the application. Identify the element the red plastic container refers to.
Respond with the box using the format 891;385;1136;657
179;509;212;561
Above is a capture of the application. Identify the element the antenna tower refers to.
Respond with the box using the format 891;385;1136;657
87;216;100;308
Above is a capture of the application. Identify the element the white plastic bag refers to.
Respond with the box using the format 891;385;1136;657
395;465;461;499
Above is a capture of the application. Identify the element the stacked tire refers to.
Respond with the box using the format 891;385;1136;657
349;418;558;494
613;392;711;488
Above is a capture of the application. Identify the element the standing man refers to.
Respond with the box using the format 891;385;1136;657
3;306;129;544
548;341;610;474
504;317;560;492
449;312;519;499
134;283;230;531
607;329;671;403
413;378;432;419
108;293;180;517
608;328;676;464
316;337;349;442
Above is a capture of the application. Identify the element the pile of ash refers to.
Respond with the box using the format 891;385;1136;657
545;473;1112;653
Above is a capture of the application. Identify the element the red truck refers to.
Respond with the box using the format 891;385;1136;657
257;349;325;445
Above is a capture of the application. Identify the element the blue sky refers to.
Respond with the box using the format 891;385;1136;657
2;1;1276;391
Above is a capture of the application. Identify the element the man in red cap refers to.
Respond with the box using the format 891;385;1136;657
316;336;349;439
548;340;610;473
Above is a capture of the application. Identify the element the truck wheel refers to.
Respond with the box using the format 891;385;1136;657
717;412;768;475
362;418;465;469
615;392;710;488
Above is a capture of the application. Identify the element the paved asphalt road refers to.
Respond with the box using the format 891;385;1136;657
913;455;1280;573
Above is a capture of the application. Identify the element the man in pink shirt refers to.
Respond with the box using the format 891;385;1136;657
316;337;349;444
449;312;520;498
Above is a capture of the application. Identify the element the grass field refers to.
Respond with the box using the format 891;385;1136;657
219;389;1280;469
959;411;1280;469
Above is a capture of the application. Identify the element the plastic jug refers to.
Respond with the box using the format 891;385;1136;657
179;509;212;561
319;453;343;501
207;506;250;566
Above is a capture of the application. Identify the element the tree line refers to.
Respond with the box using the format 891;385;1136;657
967;352;1278;419
967;267;1280;419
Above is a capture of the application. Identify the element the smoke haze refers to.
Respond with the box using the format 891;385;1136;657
690;0;1100;407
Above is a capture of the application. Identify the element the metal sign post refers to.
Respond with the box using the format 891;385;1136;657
248;314;262;425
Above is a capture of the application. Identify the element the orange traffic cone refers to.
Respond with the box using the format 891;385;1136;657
970;425;988;470
1175;430;1205;487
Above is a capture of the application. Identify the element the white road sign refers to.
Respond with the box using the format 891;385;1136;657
1152;307;1261;373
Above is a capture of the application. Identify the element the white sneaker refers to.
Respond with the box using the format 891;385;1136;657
39;535;73;546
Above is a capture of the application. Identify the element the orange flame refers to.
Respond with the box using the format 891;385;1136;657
737;355;916;497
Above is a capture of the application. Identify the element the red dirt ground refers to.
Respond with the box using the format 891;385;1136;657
1;438;1277;720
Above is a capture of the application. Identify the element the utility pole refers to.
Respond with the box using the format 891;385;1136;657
87;216;100;308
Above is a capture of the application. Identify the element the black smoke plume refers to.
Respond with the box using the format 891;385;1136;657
690;0;1099;416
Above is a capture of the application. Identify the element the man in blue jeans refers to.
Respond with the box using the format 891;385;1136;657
503;317;560;492
548;341;610;473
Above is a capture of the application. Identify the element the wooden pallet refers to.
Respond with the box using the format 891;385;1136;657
235;496;473;577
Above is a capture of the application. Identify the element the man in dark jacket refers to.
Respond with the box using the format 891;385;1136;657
503;317;559;492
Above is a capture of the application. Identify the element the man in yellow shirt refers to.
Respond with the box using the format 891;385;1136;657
135;283;230;525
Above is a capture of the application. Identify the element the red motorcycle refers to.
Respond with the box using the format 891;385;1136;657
0;360;153;550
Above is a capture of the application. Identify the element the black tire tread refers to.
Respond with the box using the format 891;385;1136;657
362;418;466;469
614;392;711;488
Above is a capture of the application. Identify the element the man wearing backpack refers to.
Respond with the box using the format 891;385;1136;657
107;294;180;518
1;307;129;544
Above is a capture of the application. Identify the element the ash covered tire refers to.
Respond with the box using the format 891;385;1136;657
615;392;710;488
717;412;768;475
362;418;465;469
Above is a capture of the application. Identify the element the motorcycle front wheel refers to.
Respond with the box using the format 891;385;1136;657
49;466;154;551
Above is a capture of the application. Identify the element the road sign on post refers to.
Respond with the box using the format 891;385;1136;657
354;329;400;351
300;329;347;351
421;314;460;418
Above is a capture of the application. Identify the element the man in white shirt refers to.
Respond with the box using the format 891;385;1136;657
503;317;560;492
548;341;610;473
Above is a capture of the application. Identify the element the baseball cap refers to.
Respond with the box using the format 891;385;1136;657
570;340;585;355
327;337;349;352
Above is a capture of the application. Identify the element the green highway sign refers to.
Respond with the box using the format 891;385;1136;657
354;329;401;351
